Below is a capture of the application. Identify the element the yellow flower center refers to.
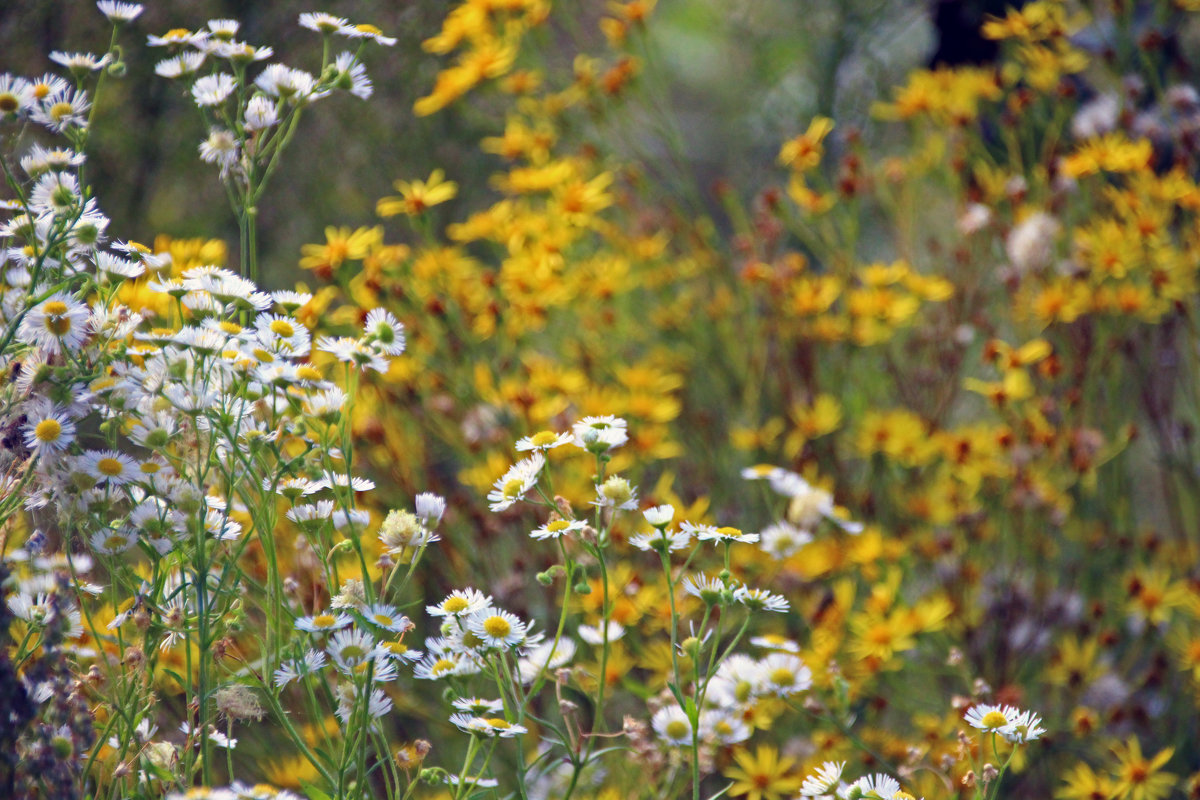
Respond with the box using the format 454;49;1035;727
442;597;469;614
664;720;689;739
270;319;296;338
218;321;242;334
0;94;18;113
96;457;124;476
502;478;525;498
49;102;74;123
339;644;366;661
531;430;559;446
483;616;512;639
432;658;456;675
717;526;742;538
373;614;393;626
979;710;1009;728
35;419;62;442
296;365;323;381
484;718;510;729
547;520;570;532
104;535;127;550
312;614;336;628
769;667;794;686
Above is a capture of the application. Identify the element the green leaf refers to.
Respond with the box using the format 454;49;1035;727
301;784;334;800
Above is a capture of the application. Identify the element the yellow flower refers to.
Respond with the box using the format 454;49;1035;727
724;745;804;800
1110;737;1176;800
299;226;382;274
377;170;459;217
778;117;834;171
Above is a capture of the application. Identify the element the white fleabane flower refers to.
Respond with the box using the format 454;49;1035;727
49;51;111;73
81;449;138;485
32;88;91;133
572;414;628;452
29;171;80;216
192;73;236;107
243;94;279;130
198;128;238;171
273;649;327;687
628;528;690;552
517;637;576;683
1000;708;1045;743
734;585;789;613
298;12;349;33
487;453;545;512
206;18;240;37
20;143;86;176
427;588;491;618
577;621;625;645
682;574;725;605
700;709;751;746
593;475;637;510
515;430;573;452
22;401;76;456
90;528;138;555
759;652;812;697
643;503;674;527
963;703;1019;733
800;761;845;796
651;705;692;746
328;628;377;675
97;2;144;22
362;308;404;355
449;713;527;738
681;521;759;545
414;492;445;527
758;520;812;559
530;518;585;541
333;51;372;99
467;608;527;649
843;774;900;800
0;75;34;118
295;610;352;633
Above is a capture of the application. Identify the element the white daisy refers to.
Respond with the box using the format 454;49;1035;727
191;73;236;107
427;588;491;618
81;449;138;485
531;518;586;541
800;761;846;796
759;652;813;697
842;774;900;800
733;585;789;613
22;401;76;456
486;453;545;512
295;611;352;633
17;293;90;354
628;528;691;552
467;608;528;649
963;703;1019;733
0;75;33;118
651;705;693;746
97;2;144;22
414;492;446;527
363;604;411;634
362;308;405;354
154;51;207;78
577;621;625;645
244;94;279;130
515;430;573;452
572;414;628;451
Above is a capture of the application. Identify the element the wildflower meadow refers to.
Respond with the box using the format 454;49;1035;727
3;1;1200;799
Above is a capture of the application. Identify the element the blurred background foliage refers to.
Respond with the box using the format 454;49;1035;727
0;0;994;285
